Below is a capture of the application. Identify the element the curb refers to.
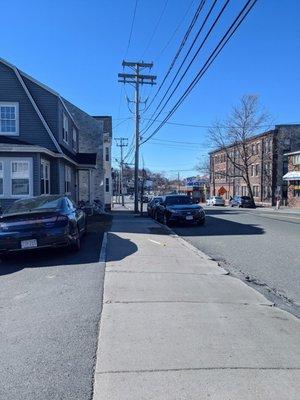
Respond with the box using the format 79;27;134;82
99;232;108;263
154;219;228;272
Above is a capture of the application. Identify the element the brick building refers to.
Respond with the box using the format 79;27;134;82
209;124;300;206
283;150;300;208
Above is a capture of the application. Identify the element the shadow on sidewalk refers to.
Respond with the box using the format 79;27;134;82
107;233;138;262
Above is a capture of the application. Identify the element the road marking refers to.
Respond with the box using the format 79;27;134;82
99;232;108;263
148;239;162;245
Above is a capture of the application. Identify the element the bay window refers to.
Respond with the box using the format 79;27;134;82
0;102;18;135
65;165;71;194
0;161;3;195
11;161;30;196
40;160;50;195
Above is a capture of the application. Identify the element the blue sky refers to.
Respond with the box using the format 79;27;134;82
1;0;300;179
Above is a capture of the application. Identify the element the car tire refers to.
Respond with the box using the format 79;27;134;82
198;219;205;226
70;225;81;251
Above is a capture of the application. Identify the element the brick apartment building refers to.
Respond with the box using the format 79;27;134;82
283;150;300;208
209;124;300;206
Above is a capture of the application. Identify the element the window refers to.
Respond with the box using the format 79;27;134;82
252;144;255;155
63;113;68;143
72;128;77;150
242;186;248;196
11;161;30;196
293;181;300;197
256;143;260;155
0;103;18;135
251;165;255;177
40;160;50;195
105;177;109;193
253;185;260;197
255;164;260;176
0;161;3;195
105;147;109;162
65;165;71;194
293;154;300;165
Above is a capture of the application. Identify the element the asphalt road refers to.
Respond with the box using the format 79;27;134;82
0;215;111;400
172;207;300;317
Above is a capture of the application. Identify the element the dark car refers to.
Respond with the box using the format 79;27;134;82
0;195;86;255
230;195;256;208
147;196;163;217
155;195;205;226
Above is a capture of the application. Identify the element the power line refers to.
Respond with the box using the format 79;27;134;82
156;0;196;60
124;0;139;59
144;0;207;114
141;0;258;145
141;0;169;59
142;0;227;136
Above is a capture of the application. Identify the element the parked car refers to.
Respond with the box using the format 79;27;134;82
155;195;205;226
206;196;225;206
229;195;256;208
0;195;86;256
147;196;163;217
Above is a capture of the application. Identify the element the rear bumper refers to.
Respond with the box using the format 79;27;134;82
169;213;205;224
0;227;73;253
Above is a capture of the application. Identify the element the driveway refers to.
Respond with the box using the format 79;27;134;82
0;214;111;400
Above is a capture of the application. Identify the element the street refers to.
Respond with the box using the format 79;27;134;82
0;215;110;400
172;206;300;317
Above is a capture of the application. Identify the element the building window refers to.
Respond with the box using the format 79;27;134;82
256;143;259;154
255;164;260;176
105;147;109;162
40;160;50;195
0;161;3;195
293;181;300;197
253;186;260;197
242;186;248;196
251;165;255;177
72;128;77;150
293;154;300;165
105;177;109;192
11;161;30;196
65;165;71;194
0;102;18;135
251;144;255;155
63;113;69;143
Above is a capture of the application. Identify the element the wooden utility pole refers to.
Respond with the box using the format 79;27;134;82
118;61;156;213
115;137;128;206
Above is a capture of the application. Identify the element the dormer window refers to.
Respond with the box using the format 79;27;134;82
63;113;68;143
72;128;77;151
0;102;19;135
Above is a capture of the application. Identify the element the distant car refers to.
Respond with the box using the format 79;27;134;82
155;195;205;226
206;196;225;206
147;196;163;217
230;195;256;208
0;195;87;256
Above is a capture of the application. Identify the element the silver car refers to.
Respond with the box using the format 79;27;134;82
206;196;225;206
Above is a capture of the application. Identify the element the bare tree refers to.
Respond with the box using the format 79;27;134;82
209;95;270;201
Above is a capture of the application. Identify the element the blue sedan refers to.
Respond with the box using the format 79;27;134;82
0;195;86;255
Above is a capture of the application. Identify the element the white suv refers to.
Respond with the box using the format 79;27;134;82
206;196;225;206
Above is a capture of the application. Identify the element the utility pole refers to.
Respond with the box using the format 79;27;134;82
115;137;128;206
118;61;156;213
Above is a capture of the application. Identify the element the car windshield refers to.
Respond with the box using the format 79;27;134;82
165;196;193;205
214;196;223;200
4;196;63;215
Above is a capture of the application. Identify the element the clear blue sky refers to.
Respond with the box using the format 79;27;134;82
1;0;300;179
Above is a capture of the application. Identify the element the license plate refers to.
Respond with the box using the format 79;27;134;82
21;239;37;249
186;215;193;220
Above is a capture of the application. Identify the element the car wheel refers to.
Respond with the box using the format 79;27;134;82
198;219;205;226
70;225;81;251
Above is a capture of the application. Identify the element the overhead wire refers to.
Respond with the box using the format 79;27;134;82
142;0;228;136
144;0;207;114
124;0;139;59
141;0;258;145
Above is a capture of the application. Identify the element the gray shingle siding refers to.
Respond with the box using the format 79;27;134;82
0;62;57;151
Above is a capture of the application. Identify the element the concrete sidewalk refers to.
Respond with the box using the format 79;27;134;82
93;207;300;400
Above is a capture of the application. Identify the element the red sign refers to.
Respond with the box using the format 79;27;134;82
218;186;227;196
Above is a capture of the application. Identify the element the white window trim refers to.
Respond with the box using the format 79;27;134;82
63;113;69;144
10;160;31;198
41;159;51;195
65;165;71;195
72;128;77;151
0;161;3;196
0;102;19;136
